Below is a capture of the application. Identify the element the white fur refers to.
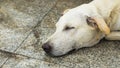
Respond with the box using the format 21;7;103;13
44;0;120;56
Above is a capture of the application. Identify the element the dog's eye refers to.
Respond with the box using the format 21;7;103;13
64;26;75;30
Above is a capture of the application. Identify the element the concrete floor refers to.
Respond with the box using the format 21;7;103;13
0;0;120;68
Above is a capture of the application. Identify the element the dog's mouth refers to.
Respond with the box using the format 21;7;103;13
67;48;76;54
45;48;76;57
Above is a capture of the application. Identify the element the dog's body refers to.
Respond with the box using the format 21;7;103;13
42;0;120;56
92;0;120;31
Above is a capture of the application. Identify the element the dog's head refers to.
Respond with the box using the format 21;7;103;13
42;4;110;56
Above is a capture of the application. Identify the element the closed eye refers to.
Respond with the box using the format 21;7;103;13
64;26;75;31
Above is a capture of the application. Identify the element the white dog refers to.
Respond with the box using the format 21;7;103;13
42;0;120;56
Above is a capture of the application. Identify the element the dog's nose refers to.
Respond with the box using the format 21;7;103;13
42;43;52;53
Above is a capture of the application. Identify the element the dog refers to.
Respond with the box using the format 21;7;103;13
42;0;120;56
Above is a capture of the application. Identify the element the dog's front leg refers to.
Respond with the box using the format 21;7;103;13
105;31;120;40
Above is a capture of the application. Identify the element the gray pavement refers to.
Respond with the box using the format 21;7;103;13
0;0;120;68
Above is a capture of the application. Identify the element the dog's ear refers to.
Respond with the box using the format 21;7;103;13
62;9;70;15
87;16;110;35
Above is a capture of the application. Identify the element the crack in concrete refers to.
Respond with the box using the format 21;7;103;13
0;58;9;68
0;49;71;68
0;49;32;58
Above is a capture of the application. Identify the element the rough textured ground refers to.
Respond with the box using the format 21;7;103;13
0;0;120;68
